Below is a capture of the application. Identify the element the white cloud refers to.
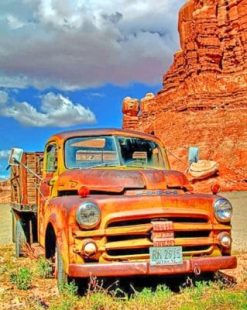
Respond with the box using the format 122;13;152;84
0;90;8;104
0;92;96;127
89;92;105;98
0;150;10;159
0;0;184;90
6;15;25;29
0;75;32;89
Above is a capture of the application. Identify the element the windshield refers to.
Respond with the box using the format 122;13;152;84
65;135;165;169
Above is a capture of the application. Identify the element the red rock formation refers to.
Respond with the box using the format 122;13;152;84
122;0;247;192
122;97;140;130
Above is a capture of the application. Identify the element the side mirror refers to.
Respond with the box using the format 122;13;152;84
8;148;24;166
188;147;199;164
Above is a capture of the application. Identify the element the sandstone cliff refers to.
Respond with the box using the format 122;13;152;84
122;0;247;191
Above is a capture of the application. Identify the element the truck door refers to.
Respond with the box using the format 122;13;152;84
39;143;58;244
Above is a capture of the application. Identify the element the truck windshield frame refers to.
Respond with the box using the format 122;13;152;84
64;135;166;170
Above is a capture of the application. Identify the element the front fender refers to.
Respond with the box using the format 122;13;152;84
43;198;77;274
52;216;70;274
42;195;89;273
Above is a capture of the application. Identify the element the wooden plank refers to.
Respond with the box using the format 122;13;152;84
10;152;44;207
27;182;37;187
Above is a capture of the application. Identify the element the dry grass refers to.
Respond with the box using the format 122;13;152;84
0;245;246;310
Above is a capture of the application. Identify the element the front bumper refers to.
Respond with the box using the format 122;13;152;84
69;256;237;278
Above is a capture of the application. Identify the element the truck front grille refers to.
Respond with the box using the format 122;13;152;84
104;215;213;260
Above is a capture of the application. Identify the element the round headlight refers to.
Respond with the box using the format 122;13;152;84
76;202;101;229
218;232;232;249
214;198;232;222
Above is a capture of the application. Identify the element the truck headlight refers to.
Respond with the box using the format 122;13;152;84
214;198;232;222
76;202;101;229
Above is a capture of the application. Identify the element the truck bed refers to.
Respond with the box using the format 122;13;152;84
11;152;44;211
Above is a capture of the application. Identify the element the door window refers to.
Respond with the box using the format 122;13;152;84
46;144;57;172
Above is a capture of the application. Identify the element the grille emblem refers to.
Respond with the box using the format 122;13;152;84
151;221;175;247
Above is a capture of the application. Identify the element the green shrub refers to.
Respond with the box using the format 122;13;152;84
209;290;247;309
58;280;78;296
189;281;211;301
87;291;122;310
10;267;32;290
36;257;53;278
128;285;172;309
50;281;78;310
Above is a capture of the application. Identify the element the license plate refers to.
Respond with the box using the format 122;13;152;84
150;246;183;266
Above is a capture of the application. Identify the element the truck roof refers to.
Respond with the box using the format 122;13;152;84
50;128;160;143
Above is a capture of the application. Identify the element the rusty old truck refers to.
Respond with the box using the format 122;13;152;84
9;128;236;286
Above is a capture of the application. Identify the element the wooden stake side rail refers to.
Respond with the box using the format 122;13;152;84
10;152;44;209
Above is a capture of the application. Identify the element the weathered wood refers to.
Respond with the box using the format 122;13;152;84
10;152;44;209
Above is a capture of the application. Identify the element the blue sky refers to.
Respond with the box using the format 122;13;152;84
0;0;184;178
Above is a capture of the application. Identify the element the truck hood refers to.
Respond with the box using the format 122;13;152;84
57;169;192;193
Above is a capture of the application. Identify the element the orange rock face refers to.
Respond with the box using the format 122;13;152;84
122;97;140;130
122;0;247;192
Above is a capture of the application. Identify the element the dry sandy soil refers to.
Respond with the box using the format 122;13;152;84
222;191;247;252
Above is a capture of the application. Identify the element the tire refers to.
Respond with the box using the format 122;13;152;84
55;244;69;288
55;244;88;294
15;219;27;258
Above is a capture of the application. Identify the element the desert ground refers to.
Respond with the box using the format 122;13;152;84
0;204;12;245
223;191;247;251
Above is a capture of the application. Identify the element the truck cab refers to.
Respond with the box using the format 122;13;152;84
10;129;236;285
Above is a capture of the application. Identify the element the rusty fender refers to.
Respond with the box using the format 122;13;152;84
43;196;82;274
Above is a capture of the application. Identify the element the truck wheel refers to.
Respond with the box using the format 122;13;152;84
55;245;69;288
55;244;85;294
15;219;26;258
